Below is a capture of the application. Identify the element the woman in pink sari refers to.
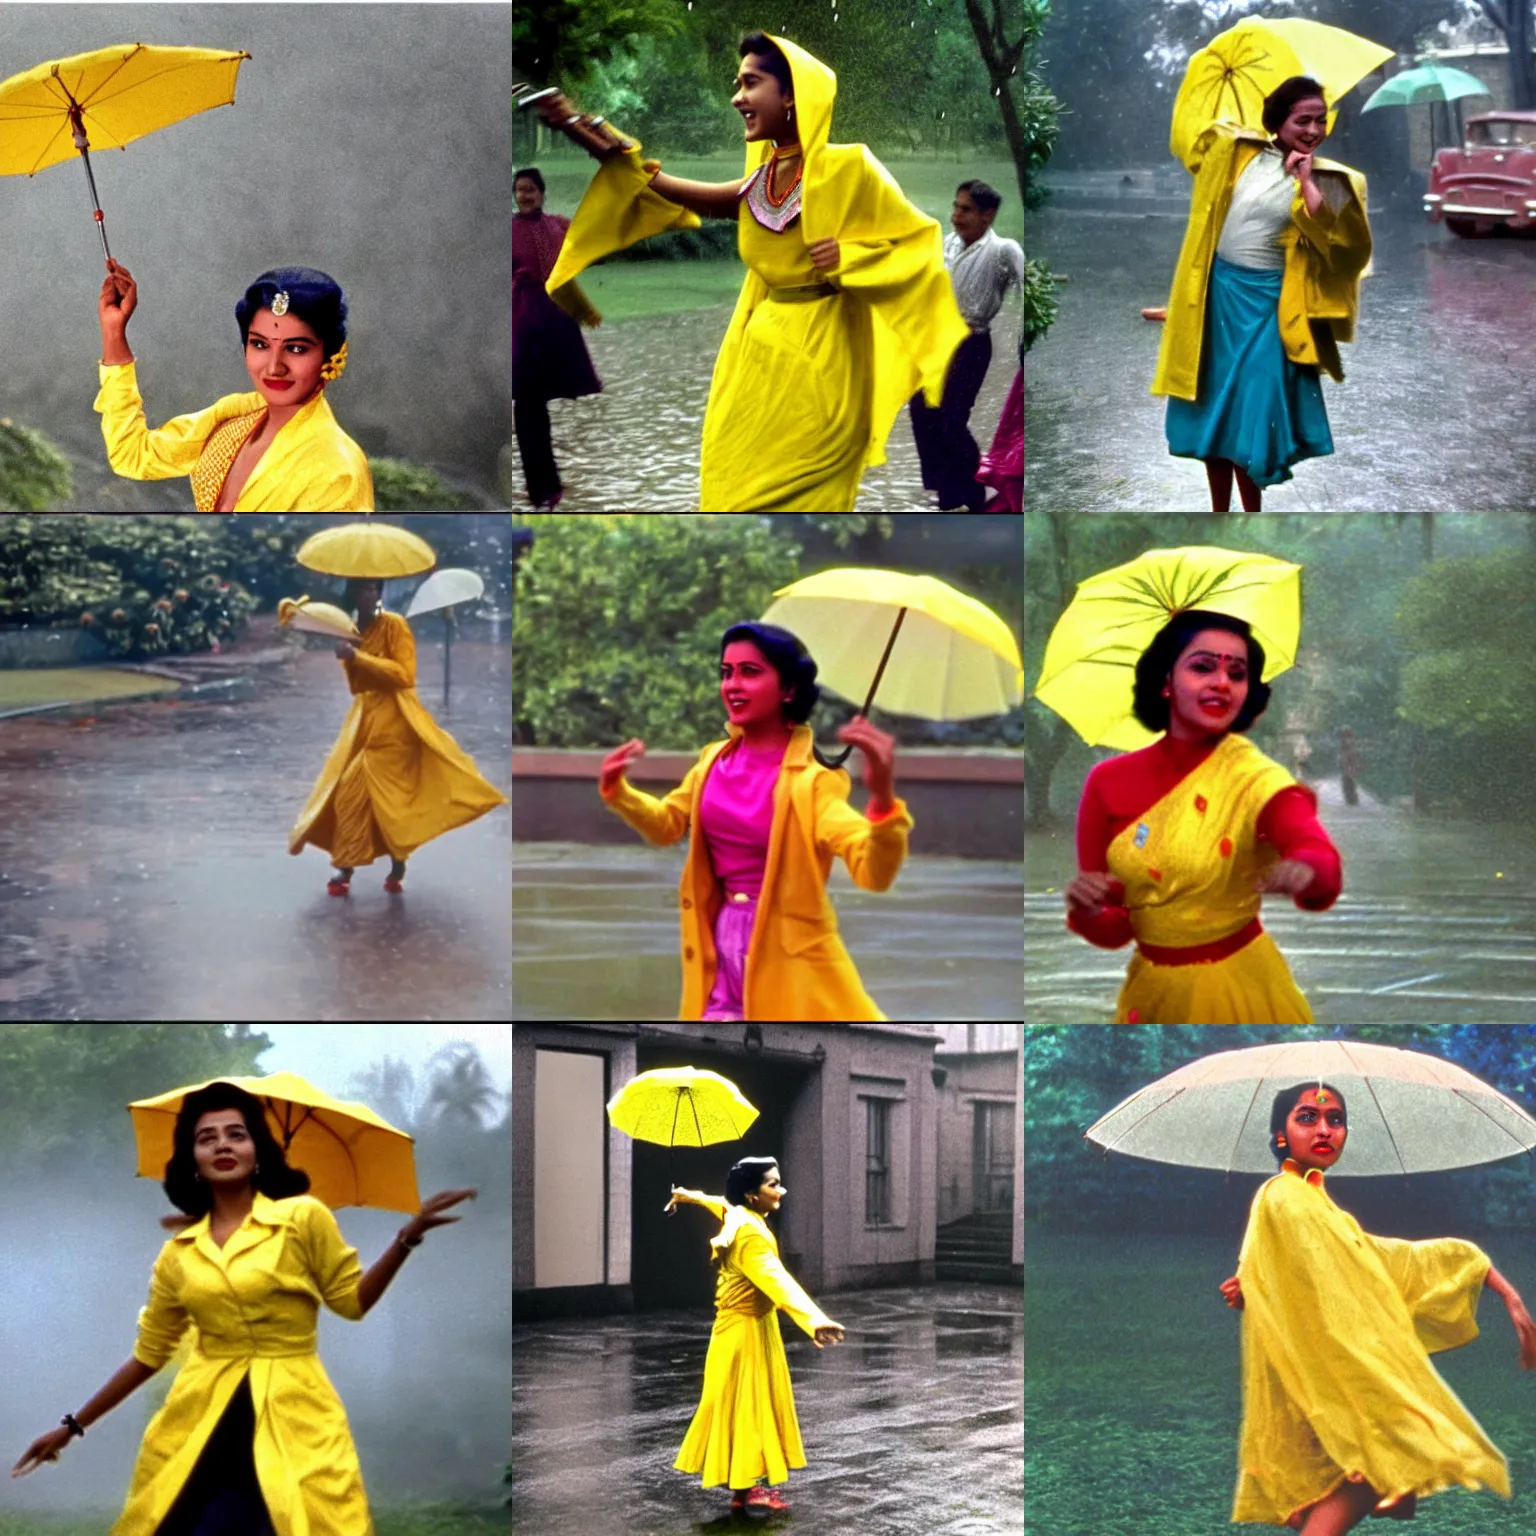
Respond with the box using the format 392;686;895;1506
513;167;602;508
978;337;1022;512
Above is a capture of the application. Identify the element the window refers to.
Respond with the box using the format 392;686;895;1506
865;1097;891;1226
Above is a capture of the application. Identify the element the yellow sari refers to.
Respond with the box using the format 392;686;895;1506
1108;734;1312;1023
1234;1162;1509;1525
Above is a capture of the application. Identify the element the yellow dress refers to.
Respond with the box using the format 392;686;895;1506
547;34;968;511
675;1196;841;1490
1233;1161;1510;1526
1109;735;1313;1024
113;1192;371;1536
289;610;507;866
95;360;373;511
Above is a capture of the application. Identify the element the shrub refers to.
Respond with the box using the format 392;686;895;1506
0;419;72;510
372;458;478;511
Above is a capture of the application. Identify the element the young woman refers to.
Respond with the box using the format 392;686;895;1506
667;1157;844;1515
533;31;968;511
9;1081;476;1533
1064;610;1341;1023
598;621;911;1020
96;261;373;511
1219;1082;1534;1533
1151;77;1372;512
514;166;603;508
289;577;508;894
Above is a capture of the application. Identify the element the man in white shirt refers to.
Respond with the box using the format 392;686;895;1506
908;180;1024;510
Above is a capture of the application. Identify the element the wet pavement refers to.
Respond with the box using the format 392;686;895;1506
512;1283;1022;1535
536;296;1023;511
1024;782;1536;1022
1024;194;1536;510
512;842;1024;1021
0;633;510;1020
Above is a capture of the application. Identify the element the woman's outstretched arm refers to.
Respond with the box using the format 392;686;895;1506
12;1356;160;1477
1485;1264;1536;1368
357;1188;478;1316
646;171;743;221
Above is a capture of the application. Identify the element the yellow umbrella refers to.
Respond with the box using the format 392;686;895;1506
608;1067;759;1208
761;567;1022;763
278;595;361;641
0;43;252;262
1170;18;1392;168
128;1072;420;1214
1032;546;1301;751
296;520;437;580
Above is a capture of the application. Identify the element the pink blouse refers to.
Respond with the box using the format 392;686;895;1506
698;737;786;900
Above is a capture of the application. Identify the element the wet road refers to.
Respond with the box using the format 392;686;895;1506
0;638;510;1020
1024;782;1536;1021
513;1284;1023;1536
512;842;1024;1021
538;295;1023;511
1025;192;1536;510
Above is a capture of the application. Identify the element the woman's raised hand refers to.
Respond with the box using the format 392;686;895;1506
98;259;137;365
813;1324;845;1349
664;1185;691;1214
1505;1294;1536;1370
1219;1274;1244;1310
1063;871;1125;920
599;739;646;798
1257;859;1315;898
533;90;629;162
836;716;896;808
11;1426;73;1478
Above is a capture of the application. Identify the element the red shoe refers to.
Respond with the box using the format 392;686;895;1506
327;879;351;897
384;878;405;894
746;1488;789;1512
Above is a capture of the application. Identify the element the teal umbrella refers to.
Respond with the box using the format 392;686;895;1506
1360;63;1493;110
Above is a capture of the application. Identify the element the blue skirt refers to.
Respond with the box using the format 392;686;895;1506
1165;255;1333;488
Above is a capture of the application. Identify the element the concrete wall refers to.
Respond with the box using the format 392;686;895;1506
1013;1042;1024;1273
932;1047;1018;1226
514;746;1024;861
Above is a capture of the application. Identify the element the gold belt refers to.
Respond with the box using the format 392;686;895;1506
766;282;837;303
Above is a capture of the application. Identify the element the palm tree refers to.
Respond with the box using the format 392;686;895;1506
347;1057;419;1134
422;1043;500;1130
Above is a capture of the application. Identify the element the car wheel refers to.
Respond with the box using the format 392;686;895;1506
1445;216;1490;239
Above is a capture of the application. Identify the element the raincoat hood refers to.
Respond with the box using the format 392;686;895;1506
745;36;837;229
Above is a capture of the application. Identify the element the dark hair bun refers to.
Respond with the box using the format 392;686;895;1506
236;267;347;359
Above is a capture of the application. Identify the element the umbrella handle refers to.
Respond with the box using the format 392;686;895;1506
822;606;908;770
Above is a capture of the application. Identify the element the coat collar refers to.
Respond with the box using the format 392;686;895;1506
1280;1157;1325;1187
720;719;819;768
174;1189;289;1262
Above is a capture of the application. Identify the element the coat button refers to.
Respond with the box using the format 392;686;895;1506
684;947;694;961
682;898;692;910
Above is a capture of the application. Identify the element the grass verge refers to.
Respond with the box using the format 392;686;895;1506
0;669;179;710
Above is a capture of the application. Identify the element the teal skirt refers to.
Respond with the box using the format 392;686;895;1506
1165;255;1333;488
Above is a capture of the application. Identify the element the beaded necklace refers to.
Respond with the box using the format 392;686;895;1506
744;146;803;233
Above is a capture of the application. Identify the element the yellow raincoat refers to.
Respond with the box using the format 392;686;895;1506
1233;1161;1510;1526
113;1192;370;1536
600;721;912;1020
95;361;373;510
1151;122;1371;401
675;1195;840;1490
289;610;507;866
547;35;968;511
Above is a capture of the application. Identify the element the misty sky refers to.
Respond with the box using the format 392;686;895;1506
256;1023;510;1107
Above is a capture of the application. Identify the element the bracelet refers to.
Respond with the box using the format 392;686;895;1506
61;1414;84;1439
397;1229;423;1252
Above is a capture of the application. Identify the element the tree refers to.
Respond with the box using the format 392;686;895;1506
512;0;683;88
422;1044;504;1131
1471;0;1536;107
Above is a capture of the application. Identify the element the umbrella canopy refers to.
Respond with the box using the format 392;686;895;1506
406;567;486;619
296;520;436;579
1084;1040;1536;1178
0;43;251;261
1032;545;1301;750
277;595;360;641
1361;63;1493;112
607;1067;759;1147
1170;17;1393;168
129;1071;421;1213
761;567;1023;722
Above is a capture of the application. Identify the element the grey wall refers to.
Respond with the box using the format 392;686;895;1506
0;4;511;495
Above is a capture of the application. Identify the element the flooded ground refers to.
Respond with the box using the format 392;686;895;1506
1024;780;1536;1022
513;842;1023;1021
0;639;510;1021
513;1283;1022;1536
537;293;1023;512
1024;189;1536;510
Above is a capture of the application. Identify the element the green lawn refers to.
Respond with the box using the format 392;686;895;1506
1027;1228;1536;1535
0;668;178;710
535;151;1023;324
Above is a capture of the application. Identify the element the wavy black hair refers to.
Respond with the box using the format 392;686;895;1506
725;1155;780;1207
1269;1081;1348;1165
162;1082;312;1218
720;621;842;769
1263;76;1327;136
1131;610;1271;735
738;31;794;103
235;267;348;363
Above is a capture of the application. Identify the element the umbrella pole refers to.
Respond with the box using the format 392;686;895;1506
69;108;113;265
825;606;908;769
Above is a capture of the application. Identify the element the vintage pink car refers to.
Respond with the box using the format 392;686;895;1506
1424;110;1536;236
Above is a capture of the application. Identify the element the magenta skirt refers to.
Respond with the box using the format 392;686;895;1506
701;893;757;1022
